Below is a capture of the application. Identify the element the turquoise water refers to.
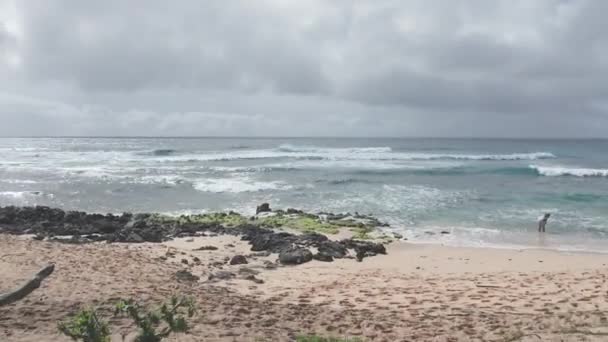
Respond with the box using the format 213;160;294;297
1;137;607;251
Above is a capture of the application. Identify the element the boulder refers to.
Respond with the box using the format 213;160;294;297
256;203;271;214
229;255;248;265
317;241;347;258
341;239;387;262
279;248;313;265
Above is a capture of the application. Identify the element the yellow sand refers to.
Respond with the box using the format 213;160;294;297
2;234;608;341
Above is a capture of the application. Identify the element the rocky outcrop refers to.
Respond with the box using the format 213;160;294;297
0;206;388;264
256;203;271;215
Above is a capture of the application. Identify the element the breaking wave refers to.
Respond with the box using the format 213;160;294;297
530;165;608;177
192;177;293;193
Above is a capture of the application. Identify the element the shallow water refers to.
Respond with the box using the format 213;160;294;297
1;137;607;251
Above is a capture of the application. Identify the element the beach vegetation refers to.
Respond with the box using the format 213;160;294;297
58;296;196;342
114;295;196;342
57;308;110;342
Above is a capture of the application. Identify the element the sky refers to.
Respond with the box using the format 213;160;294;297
0;0;607;138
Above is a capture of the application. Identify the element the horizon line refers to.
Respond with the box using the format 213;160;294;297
0;135;607;140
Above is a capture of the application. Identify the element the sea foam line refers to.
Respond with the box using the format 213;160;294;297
530;165;608;177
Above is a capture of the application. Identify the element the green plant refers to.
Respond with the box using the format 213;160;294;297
115;295;196;342
58;308;110;342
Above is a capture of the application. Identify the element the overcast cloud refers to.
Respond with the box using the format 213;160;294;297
0;0;607;137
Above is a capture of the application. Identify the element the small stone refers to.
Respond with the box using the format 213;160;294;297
174;270;199;282
185;238;194;242
440;230;450;235
264;261;278;270
193;245;218;251
208;271;236;281
181;259;189;265
245;275;264;284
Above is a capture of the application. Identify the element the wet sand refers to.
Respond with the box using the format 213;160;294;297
2;234;608;341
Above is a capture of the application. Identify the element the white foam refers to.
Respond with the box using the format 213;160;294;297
190;151;552;162
3;179;39;184
531;165;608;177
277;144;393;153
0;191;50;199
135;175;185;185
192;176;292;193
0;191;29;199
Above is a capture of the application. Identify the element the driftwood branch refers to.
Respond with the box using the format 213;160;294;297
0;264;55;306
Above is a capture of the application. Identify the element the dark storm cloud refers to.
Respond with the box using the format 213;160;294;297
1;0;608;137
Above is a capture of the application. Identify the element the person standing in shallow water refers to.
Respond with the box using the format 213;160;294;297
538;213;551;232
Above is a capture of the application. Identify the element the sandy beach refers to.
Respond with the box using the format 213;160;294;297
3;233;608;341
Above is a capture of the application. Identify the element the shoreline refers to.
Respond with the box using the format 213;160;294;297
3;233;608;341
3;205;608;340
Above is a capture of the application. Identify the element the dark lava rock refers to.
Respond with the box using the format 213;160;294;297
229;255;248;265
313;253;334;262
256;203;271;214
193;245;219;251
316;241;347;258
341;239;387;262
208;271;236;281
247;231;296;253
440;230;450;235
245;275;264;284
175;270;199;282
0;205;389;265
125;232;144;243
279;248;313;265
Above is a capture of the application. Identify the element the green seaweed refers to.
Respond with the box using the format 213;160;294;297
138;208;385;238
176;212;248;227
258;214;339;234
289;216;339;234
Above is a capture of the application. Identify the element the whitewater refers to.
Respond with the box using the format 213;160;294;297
1;137;607;252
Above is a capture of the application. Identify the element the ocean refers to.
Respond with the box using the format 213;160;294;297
1;137;607;252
